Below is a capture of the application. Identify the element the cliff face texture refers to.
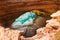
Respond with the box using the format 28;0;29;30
0;0;60;27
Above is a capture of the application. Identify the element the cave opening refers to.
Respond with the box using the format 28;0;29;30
2;9;51;37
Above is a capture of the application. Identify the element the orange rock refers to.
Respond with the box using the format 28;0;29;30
0;26;23;40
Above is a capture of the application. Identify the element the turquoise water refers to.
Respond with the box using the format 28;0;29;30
12;11;36;27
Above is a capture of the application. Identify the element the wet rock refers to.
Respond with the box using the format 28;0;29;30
23;16;46;37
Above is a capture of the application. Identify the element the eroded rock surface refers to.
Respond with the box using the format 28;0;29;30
0;26;23;40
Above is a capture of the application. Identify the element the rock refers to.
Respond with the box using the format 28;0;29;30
55;29;60;40
0;26;23;40
51;10;60;18
23;16;46;37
